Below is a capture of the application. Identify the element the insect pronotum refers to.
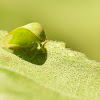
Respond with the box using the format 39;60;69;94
2;22;47;57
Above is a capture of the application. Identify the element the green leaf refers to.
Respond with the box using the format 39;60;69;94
0;31;100;100
0;67;72;100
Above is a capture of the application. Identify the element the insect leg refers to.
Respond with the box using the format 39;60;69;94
40;43;46;58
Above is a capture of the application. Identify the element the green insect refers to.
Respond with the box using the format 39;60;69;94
2;22;47;57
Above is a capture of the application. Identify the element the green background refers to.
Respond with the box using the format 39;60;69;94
0;0;100;62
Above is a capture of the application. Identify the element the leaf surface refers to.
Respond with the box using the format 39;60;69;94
0;31;100;100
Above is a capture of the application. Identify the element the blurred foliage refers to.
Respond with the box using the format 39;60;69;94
0;0;100;61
